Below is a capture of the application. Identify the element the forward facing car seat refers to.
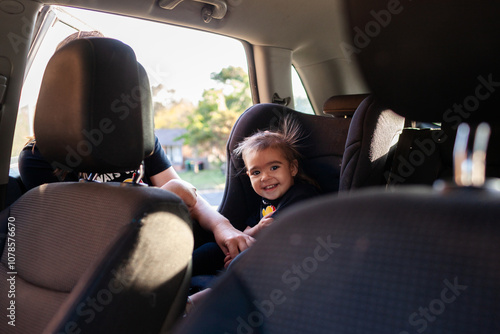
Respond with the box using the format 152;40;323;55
218;103;352;232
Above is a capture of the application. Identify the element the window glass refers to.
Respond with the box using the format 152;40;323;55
291;66;314;114
12;6;251;207
10;14;77;174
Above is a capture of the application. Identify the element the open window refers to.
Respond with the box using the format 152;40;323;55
292;66;314;114
12;6;251;207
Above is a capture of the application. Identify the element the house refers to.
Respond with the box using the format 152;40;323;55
155;128;188;170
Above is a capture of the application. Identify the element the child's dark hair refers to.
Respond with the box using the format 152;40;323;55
233;115;320;189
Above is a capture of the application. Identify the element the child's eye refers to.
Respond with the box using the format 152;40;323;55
271;165;279;171
251;170;260;176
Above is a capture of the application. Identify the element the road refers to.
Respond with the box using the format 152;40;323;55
198;189;224;208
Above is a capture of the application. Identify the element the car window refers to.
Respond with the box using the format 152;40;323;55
292;66;314;114
11;6;251;207
10;9;78;176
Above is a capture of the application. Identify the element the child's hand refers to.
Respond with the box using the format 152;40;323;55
224;253;233;268
161;179;197;209
243;213;274;237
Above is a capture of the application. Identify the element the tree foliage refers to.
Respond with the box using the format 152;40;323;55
180;66;251;161
154;99;194;129
153;84;195;129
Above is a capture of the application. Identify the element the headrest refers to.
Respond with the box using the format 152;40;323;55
346;1;500;123
34;38;154;173
323;94;370;117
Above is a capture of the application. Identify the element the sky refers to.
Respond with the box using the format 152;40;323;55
68;8;248;103
21;6;249;108
12;5;312;163
18;5;312;134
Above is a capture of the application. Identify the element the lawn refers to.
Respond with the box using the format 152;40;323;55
178;168;226;191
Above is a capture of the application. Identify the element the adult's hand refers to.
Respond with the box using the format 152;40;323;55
213;222;255;261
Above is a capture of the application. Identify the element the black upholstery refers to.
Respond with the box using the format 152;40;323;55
174;2;500;334
343;1;500;189
339;95;404;191
5;176;25;207
0;183;191;334
219;103;350;230
176;187;500;334
385;128;444;186
347;1;500;124
0;38;192;334
34;38;154;174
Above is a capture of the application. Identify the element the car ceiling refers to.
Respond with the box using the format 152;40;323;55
46;0;350;71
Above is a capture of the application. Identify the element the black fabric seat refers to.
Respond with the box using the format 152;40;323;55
173;1;500;334
176;188;500;334
191;99;356;283
0;38;192;334
4;176;25;207
385;127;444;186
218;103;351;231
339;95;404;191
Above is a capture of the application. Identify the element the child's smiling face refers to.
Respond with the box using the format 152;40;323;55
245;147;298;200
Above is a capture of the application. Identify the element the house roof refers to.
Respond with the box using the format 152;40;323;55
155;128;187;146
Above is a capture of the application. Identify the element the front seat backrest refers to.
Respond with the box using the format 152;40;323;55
172;1;500;334
0;38;193;334
175;188;500;334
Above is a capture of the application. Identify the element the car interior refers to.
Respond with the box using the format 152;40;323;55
1;0;499;333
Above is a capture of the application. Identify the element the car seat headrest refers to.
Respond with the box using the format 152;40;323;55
346;1;500;123
34;37;154;174
323;94;370;117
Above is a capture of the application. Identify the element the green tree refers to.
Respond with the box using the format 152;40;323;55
180;66;251;162
211;66;252;111
154;99;194;129
152;84;195;129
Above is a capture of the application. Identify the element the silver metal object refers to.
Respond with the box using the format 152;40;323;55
159;0;228;21
453;122;491;187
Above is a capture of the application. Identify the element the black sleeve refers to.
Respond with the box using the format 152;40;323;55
18;142;79;190
142;136;172;183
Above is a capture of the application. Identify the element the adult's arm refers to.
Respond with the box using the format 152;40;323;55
150;166;255;259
